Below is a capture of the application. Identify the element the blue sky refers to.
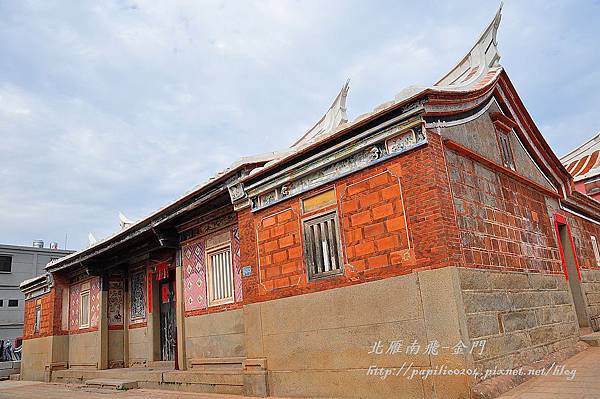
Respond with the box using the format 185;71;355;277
1;0;599;250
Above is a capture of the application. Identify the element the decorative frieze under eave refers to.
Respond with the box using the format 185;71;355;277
233;114;427;213
20;273;53;300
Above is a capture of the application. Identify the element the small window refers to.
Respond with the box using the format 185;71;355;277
0;299;3;307
0;256;11;273
8;299;18;307
497;131;515;170
302;212;343;280
34;303;41;334
80;290;90;328
592;236;600;267
206;246;234;306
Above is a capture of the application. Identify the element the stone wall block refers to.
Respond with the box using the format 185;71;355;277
528;274;558;290
458;268;491;290
549;291;573;306
510;292;550;310
467;314;500;338
490;273;530;290
463;292;511;314
500;311;536;333
473;332;529;361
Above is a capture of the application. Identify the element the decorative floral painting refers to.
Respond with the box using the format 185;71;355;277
108;280;124;326
130;271;146;320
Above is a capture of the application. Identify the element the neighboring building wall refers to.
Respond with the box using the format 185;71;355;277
0;244;71;341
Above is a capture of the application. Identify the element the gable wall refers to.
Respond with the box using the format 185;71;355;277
441;101;555;191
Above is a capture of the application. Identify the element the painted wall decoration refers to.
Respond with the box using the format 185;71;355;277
108;280;124;326
183;225;243;311
232;225;243;302
183;239;207;311
130;271;146;321
69;283;80;330
68;276;100;330
90;278;100;327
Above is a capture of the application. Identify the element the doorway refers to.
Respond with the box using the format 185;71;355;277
555;215;589;328
159;270;177;361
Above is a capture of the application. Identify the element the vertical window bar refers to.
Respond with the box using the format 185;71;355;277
321;221;331;272
326;219;338;270
313;224;324;274
227;251;232;298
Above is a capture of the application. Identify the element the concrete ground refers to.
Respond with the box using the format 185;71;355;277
498;346;600;399
0;381;288;399
3;348;600;399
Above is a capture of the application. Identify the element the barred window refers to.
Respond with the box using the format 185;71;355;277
497;131;515;170
207;246;234;306
302;212;343;280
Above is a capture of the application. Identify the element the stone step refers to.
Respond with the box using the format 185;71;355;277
580;332;600;347
85;378;138;390
9;373;20;381
147;360;175;370
188;356;245;370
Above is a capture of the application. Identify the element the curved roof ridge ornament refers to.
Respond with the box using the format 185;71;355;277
88;232;97;247
119;211;135;229
435;3;503;89
291;79;350;149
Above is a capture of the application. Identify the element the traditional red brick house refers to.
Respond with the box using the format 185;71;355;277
20;6;600;398
561;132;600;202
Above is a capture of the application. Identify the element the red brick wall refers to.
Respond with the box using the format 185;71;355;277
446;147;564;274
23;276;70;340
240;131;462;303
564;211;600;272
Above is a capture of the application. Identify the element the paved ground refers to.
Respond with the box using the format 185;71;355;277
2;348;600;398
498;346;600;399
0;381;280;399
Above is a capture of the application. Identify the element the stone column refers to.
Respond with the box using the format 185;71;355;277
146;270;160;364
175;251;186;370
98;275;109;370
123;276;130;367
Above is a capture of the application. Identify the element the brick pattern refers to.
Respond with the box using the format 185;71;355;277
447;148;563;274
459;268;579;380
242;131;462;303
23;276;69;340
23;291;54;339
340;171;411;271
256;208;304;291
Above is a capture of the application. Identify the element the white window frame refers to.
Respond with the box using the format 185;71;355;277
206;244;234;307
592;236;600;267
79;286;91;329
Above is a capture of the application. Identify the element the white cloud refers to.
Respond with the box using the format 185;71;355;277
0;0;598;249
